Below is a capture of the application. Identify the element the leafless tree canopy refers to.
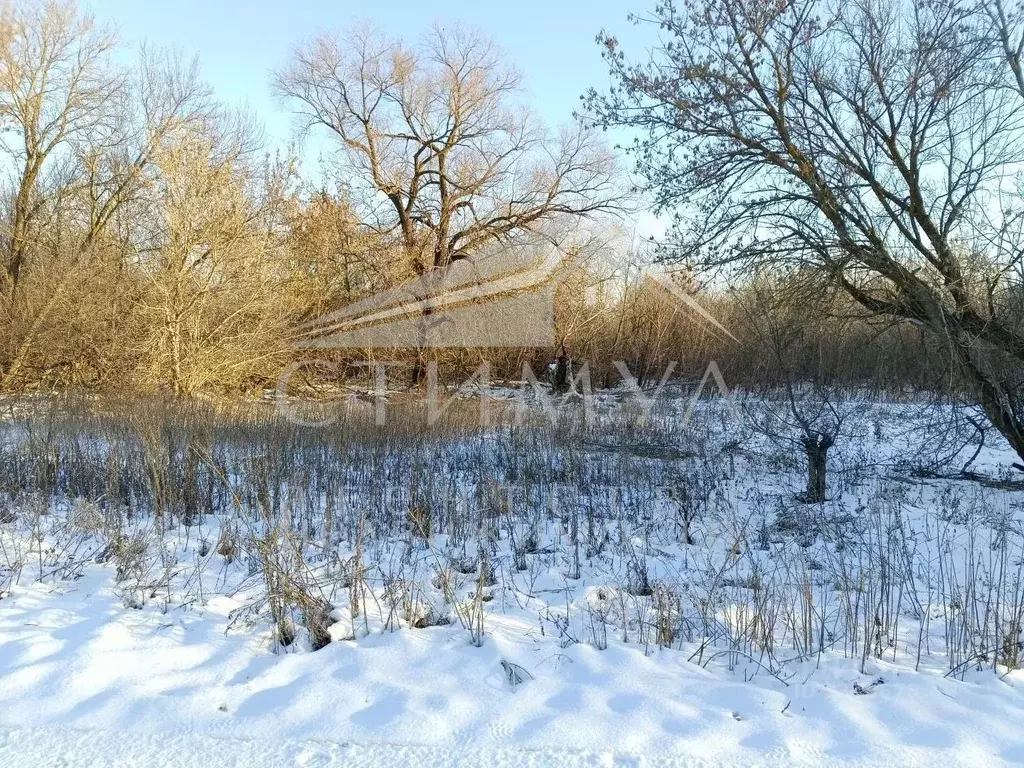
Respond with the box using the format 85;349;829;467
275;25;623;272
587;0;1024;460
0;1;295;393
0;0;1008;409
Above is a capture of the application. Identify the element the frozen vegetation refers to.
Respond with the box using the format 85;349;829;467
1;391;1024;766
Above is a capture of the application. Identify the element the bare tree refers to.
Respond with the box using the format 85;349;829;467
737;273;853;502
131;114;294;395
285;189;397;323
0;1;213;387
586;0;1024;463
276;25;622;275
0;0;116;299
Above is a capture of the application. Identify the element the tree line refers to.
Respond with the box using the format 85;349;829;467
2;0;1024;458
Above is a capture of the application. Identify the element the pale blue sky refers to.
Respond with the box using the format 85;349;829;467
86;0;650;148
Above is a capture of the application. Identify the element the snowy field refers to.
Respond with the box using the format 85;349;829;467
1;391;1024;766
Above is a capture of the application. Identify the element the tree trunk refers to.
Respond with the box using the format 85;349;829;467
955;347;1024;465
409;355;426;388
802;436;831;503
552;350;570;392
170;314;183;395
681;515;694;545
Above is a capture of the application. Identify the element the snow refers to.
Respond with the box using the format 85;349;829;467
1;395;1024;765
2;570;1019;767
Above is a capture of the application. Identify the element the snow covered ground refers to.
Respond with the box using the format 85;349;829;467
3;565;1021;767
2;393;1024;766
